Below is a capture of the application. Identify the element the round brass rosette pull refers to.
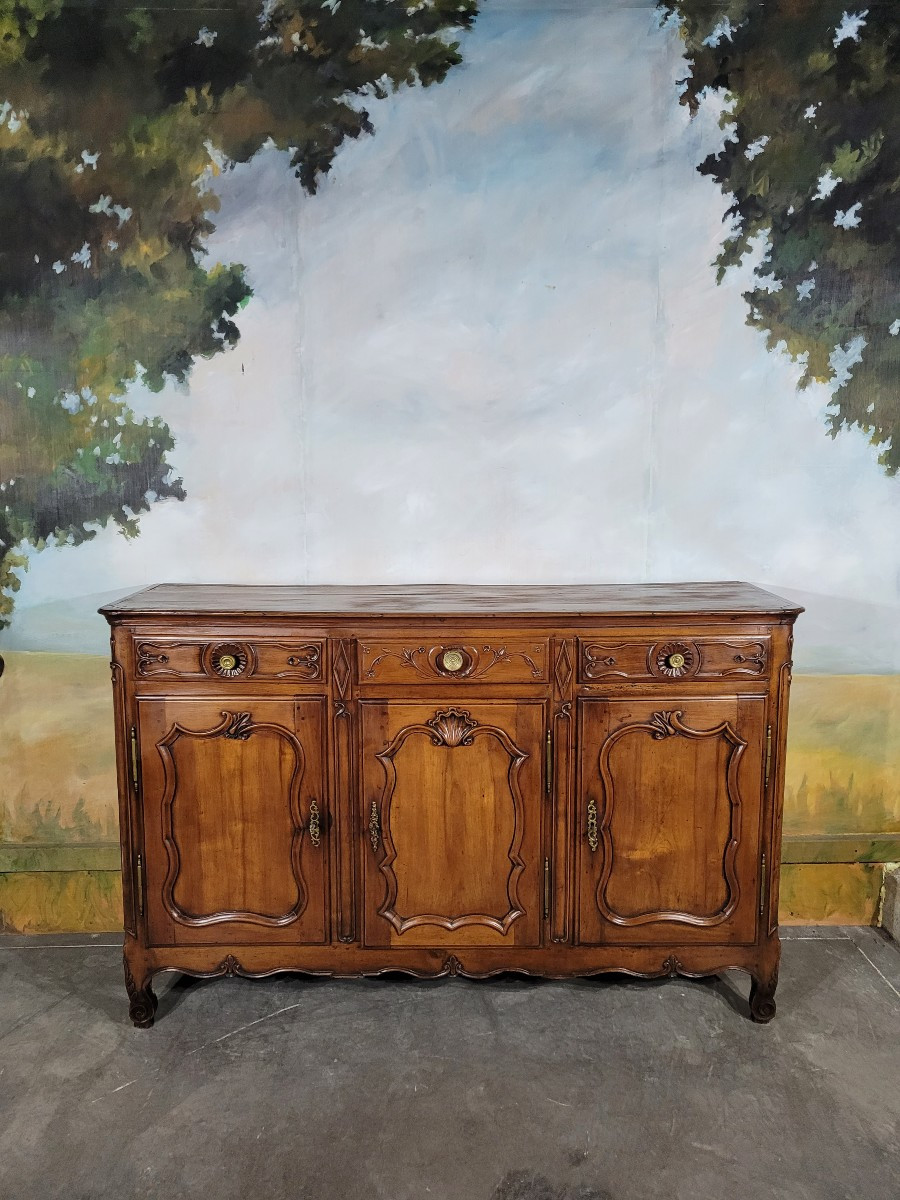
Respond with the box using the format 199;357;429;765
210;643;249;678
653;641;696;678
440;648;465;673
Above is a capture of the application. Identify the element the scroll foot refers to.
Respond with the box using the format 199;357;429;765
124;952;158;1029
749;970;778;1023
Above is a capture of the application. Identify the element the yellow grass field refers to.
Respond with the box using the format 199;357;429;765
0;652;118;843
784;675;900;837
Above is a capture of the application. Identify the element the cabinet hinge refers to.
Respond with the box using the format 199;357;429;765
545;729;553;796
759;852;767;918
543;858;551;921
136;852;144;918
130;725;139;791
764;724;772;787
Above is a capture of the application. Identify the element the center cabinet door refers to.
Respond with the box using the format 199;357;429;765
138;698;327;946
361;700;546;948
577;697;766;945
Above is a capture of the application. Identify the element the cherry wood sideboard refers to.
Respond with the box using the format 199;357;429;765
101;583;802;1027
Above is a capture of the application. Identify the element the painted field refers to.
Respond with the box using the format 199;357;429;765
785;675;900;838
0;652;117;845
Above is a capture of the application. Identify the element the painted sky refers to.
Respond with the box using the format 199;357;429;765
2;0;898;670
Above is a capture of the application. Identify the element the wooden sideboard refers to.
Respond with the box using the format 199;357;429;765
101;583;801;1027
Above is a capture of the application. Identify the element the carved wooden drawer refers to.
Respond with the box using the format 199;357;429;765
134;638;324;682
578;635;770;683
358;639;549;684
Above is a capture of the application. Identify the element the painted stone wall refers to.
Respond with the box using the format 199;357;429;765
0;1;898;929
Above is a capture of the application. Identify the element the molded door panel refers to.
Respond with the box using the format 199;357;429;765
139;698;327;945
361;700;546;948
578;697;765;945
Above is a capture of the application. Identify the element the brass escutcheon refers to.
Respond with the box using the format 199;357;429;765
441;648;465;673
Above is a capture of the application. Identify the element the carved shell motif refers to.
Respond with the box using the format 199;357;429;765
221;711;253;740
648;711;681;739
426;708;479;747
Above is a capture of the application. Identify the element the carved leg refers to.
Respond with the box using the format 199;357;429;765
124;950;158;1029
749;968;778;1023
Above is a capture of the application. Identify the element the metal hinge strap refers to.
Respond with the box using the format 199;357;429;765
759;852;767;918
136;852;144;917
545;729;552;796
764;724;772;787
543;858;550;920
130;725;139;790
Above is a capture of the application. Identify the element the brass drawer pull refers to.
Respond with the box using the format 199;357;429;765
210;643;249;678
441;648;465;673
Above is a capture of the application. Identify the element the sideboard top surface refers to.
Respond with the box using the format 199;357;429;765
100;581;802;621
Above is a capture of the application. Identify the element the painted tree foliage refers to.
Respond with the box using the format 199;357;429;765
0;0;476;624
664;1;899;473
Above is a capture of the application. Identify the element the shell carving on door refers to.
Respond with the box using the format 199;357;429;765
367;705;541;939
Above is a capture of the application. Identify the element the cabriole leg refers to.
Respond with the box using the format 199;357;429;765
124;948;158;1029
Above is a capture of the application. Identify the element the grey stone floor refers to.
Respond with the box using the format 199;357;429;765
1;928;898;1200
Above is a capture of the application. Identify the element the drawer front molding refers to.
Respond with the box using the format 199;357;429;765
134;639;323;682
359;640;548;684
580;636;770;682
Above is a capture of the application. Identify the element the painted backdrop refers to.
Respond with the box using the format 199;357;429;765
0;0;898;929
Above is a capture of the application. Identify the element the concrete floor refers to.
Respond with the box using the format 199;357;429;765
1;928;898;1200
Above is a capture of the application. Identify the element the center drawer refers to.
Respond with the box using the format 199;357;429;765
358;638;549;684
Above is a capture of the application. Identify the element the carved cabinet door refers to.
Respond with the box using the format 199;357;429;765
577;697;766;945
138;698;327;945
360;700;546;948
